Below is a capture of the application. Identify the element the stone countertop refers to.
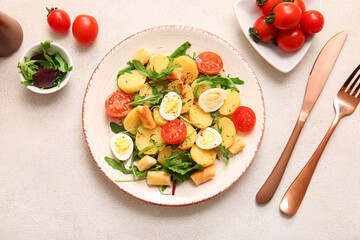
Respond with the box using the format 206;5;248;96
0;0;359;239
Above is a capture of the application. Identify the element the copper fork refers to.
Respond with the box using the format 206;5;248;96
280;64;360;216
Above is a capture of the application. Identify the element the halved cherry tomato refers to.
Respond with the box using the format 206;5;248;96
249;16;278;43
161;119;187;145
300;10;325;35
105;91;132;118
196;52;223;75
232;106;256;132
270;2;302;30
46;7;71;34
256;0;282;16
276;27;305;52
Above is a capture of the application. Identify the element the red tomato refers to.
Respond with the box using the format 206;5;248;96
277;27;305;52
292;0;306;13
300;10;325;35
249;16;278;43
272;2;302;30
161;119;187;145
72;15;99;45
46;7;71;33
256;0;282;16
105;91;132;118
196;52;223;75
232;106;256;132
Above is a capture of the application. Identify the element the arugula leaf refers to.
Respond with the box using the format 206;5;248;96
53;52;71;72
41;40;52;52
157;186;171;195
162;152;204;182
138;143;166;158
193;74;245;98
132;60;181;81
104;156;132;174
17;57;39;81
110;122;126;133
220;145;230;166
117;61;135;78
168;41;191;61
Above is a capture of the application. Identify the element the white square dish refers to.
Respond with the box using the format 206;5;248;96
234;0;322;73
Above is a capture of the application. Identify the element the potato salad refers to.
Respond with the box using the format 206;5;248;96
104;42;256;195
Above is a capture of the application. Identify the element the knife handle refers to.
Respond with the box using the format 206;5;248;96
256;115;306;204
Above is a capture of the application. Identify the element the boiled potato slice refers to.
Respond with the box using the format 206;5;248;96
219;90;241;116
139;83;153;97
191;164;216;186
147;55;170;74
178;123;197;150
191;79;211;98
153;107;168;127
133;48;151;65
172;56;199;84
190;145;216;167
167;80;194;114
213;117;236;149
147;171;171;186
117;70;146;94
136;125;165;155
157;146;182;165
123;108;141;135
188;104;212;129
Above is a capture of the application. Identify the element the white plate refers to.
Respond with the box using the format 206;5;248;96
234;0;322;73
82;25;265;206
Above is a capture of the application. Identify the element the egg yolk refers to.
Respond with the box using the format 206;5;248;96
203;92;222;109
115;137;131;154
200;130;216;145
164;97;180;114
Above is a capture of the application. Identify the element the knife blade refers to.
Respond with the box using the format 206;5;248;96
256;31;348;204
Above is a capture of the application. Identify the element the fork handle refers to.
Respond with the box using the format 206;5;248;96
279;113;341;216
256;116;306;204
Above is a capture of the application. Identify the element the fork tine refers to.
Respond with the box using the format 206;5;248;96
353;76;360;97
342;64;360;91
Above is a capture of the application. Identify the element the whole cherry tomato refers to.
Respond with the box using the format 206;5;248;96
249;16;278;43
276;27;305;52
105;91;132;118
46;7;71;33
292;0;306;13
268;2;302;31
72;15;99;45
256;0;282;16
196;52;223;75
232;106;256;132
161;119;187;145
300;10;325;35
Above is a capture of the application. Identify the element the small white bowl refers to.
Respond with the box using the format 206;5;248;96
19;41;73;94
234;0;322;73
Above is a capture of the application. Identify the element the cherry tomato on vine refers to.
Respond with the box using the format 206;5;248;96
72;15;99;45
292;0;306;13
46;7;71;33
300;10;325;35
269;2;302;31
196;52;223;75
256;0;282;16
161;119;187;145
105;91;132;118
232;106;256;132
276;27;305;52
249;16;278;43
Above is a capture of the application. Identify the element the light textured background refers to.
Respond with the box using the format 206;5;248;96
1;0;359;239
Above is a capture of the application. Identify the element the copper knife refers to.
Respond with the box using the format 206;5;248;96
256;31;348;204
